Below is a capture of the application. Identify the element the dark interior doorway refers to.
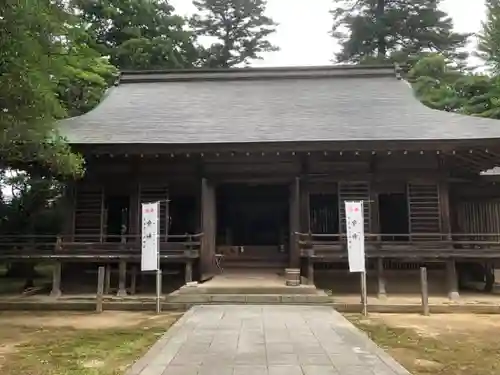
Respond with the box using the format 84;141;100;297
378;193;409;241
169;195;197;238
216;184;289;246
105;195;129;242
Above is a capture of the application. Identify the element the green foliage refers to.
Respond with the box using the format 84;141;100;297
409;54;500;119
54;25;119;117
332;0;470;66
73;0;200;69
477;0;500;74
190;0;278;68
0;172;64;236
0;0;86;177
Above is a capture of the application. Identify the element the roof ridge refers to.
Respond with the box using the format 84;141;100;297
118;64;399;84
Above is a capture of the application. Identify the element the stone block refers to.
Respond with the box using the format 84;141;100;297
210;294;246;303
245;295;281;303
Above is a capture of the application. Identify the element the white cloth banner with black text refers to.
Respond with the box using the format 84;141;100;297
345;201;366;273
141;202;160;271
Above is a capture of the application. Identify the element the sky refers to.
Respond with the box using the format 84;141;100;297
170;0;487;67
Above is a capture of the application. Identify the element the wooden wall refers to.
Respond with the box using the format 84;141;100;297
70;152;448;244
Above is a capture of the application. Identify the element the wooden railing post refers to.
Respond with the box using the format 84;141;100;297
96;266;105;313
130;266;137;295
420;267;429;316
117;260;127;297
50;261;62;298
446;259;459;301
376;258;387;299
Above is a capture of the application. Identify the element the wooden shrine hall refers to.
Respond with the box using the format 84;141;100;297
4;64;500;299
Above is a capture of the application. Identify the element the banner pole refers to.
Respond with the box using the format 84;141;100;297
156;203;161;314
361;271;368;316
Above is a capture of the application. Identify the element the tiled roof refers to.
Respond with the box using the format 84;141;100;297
58;65;500;144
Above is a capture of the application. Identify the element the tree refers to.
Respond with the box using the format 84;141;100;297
54;26;119;117
477;0;500;74
0;0;85;177
408;54;500;119
73;0;200;69
408;54;463;112
331;0;470;66
190;0;278;68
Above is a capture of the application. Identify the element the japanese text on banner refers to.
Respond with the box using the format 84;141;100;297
345;201;366;273
141;202;160;271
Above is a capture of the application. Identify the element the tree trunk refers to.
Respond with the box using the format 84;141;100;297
375;0;386;58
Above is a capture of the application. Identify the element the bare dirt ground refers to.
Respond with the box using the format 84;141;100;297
348;313;500;375
0;311;177;330
0;311;181;375
368;313;500;337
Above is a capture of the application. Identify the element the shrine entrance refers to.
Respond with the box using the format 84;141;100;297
216;183;289;268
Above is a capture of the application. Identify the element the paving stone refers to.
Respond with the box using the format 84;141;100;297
298;353;333;365
160;365;199;375
233;365;269;375
268;365;304;375
302;365;340;375
125;305;411;375
198;366;234;375
138;364;167;375
267;353;299;365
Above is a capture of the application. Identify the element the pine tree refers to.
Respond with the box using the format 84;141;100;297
477;0;500;74
190;0;278;68
73;0;200;69
331;0;470;66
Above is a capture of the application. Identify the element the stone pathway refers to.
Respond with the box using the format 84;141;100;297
127;305;411;375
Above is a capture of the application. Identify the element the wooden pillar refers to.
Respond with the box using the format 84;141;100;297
299;156;311;233
62;182;76;241
99;187;106;243
129;181;140;240
376;258;387;299
439;180;451;236
104;264;111;294
201;178;216;279
369;157;380;240
289;177;301;268
117;260;127;297
50;261;62;298
446;259;460;300
438;155;451;237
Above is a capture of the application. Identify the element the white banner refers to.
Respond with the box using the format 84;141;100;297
345;201;366;273
141;202;160;271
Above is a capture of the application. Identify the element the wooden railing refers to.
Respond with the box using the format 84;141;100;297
0;233;203;261
295;232;500;259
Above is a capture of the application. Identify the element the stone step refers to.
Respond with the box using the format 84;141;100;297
166;292;332;304
177;284;319;295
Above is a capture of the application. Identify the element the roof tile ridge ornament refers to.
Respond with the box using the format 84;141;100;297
117;64;398;84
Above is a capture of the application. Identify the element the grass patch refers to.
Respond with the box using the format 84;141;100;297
0;312;179;375
347;314;500;375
